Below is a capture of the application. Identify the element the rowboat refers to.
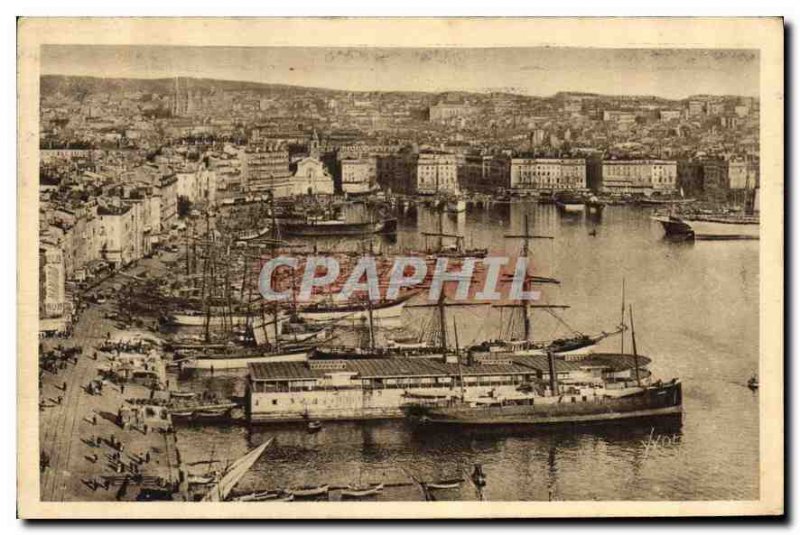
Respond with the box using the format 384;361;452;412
340;483;384;498
287;484;329;497
193;408;231;422
188;474;216;486
170;410;194;419
426;478;463;490
307;420;322;433
232;490;294;502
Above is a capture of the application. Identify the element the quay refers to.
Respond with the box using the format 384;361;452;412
39;257;187;502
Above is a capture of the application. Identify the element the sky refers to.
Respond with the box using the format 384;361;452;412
41;45;760;99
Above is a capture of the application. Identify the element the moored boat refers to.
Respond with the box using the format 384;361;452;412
404;378;682;427
287;484;329;497
340;483;384;498
281;216;397;237
554;192;585;213
183;348;310;371
307;420;322;432
444;198;466;213
653;213;759;240
297;291;418;323
426;478;463;490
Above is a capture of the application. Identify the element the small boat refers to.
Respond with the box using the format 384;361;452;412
554;192;585;214
188;474;216;486
263;493;294;502
307;420;322;433
340;483;384;498
170;391;197;399
747;375;759;390
426;478;463;490
287;484;329;497
193;408;231;422
232;490;294;502
444;198;466;214
170;410;195;419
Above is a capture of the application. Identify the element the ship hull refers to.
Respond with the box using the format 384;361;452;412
555;201;584;213
281;219;396;237
185;350;309;370
654;215;759;240
407;381;682;427
298;294;414;323
168;313;254;327
685;219;759;239
653;216;694;237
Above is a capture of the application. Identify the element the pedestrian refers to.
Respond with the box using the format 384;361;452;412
62;380;67;391
120;383;125;395
145;451;151;463
57;395;63;405
92;411;97;426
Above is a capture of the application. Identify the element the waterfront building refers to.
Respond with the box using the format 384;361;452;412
601;160;677;194
416;152;459;194
376;152;417;194
728;160;759;190
340;157;378;194
510;158;587;191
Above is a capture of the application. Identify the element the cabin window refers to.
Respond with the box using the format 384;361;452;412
272;399;278;405
582;396;587;402
571;397;576;403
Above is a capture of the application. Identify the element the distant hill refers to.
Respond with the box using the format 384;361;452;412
40;74;753;104
39;75;552;103
40;75;354;99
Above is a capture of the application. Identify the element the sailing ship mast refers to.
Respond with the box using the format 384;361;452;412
453;318;465;401
500;215;559;342
628;304;642;387
620;278;626;355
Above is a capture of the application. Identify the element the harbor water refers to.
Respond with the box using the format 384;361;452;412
176;202;759;501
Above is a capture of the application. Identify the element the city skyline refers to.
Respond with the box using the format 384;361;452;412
42;45;760;100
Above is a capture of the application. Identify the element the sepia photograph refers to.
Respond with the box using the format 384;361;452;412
16;17;784;519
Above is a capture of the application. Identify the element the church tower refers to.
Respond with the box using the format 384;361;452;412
309;128;321;159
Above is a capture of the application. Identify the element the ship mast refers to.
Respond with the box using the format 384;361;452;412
502;214;555;342
437;292;448;352
620;278;626;355
453;318;465;401
628;304;641;387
